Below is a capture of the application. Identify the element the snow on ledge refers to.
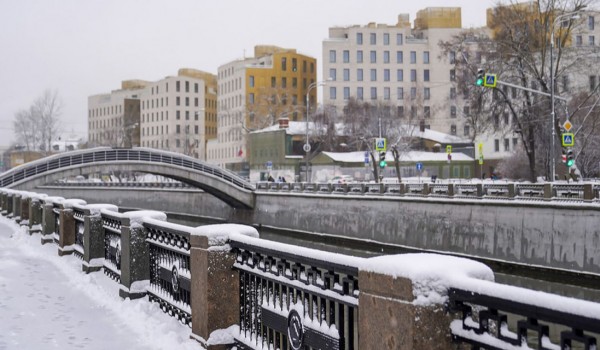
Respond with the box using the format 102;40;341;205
61;198;87;209
122;210;166;228
191;224;259;246
143;217;194;234
43;196;65;205
85;204;118;216
361;253;494;306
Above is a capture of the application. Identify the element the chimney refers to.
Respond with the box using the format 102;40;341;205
278;118;289;129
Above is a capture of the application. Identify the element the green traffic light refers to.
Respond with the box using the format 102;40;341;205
476;78;484;86
566;159;574;167
379;160;387;168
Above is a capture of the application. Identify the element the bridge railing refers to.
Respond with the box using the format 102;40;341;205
230;236;361;350
0;147;255;192
102;210;124;282
72;204;86;259
253;181;599;202
144;218;192;328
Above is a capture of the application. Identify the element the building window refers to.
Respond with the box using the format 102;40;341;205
194;97;198;107
576;35;583;46
282;77;287;88
185;111;189;120
423;51;430;64
271;77;276;88
329;68;337;81
384;69;390;81
370;50;376;63
383;33;390;45
329;50;336;63
176;110;180;120
383;51;390;63
424;106;431;118
292;58;297;71
503;138;509;151
450;69;456;81
397;106;404;118
397;87;404;100
176;81;180;92
424;88;430;100
410;51;417;64
463;106;470;116
357;32;363;45
464;125;470;136
357;69;363;81
195;125;199;134
450;88;456;99
370;87;377;100
410;106;416;119
451;106;457;118
494;139;500;152
410;69;417;82
384;87;390;100
449;51;456;64
357;50;363;63
343;69;350;81
249;93;255;104
513;138;518;148
424;69;430;82
176;97;180;106
370;33;376;45
370;69;377;81
396;51;403;63
396;33;403;45
450;124;457;135
589;16;595;30
185;97;189;106
176;125;181;134
330;87;337;100
590;75;597;91
357;87;364;100
343;50;350;63
292;77;297;88
344;87;350;100
194;83;198;93
397;69;403;82
590;35;595;46
185;81;189;92
249;75;254;87
281;57;287;70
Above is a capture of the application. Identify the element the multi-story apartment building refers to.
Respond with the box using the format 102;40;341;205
88;80;148;147
322;8;464;135
139;69;217;160
207;45;317;176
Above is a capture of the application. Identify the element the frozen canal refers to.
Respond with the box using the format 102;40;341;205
0;218;199;350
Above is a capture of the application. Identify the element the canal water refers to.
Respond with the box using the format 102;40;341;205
168;215;600;304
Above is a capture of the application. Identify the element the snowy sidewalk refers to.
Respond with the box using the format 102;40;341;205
0;218;201;350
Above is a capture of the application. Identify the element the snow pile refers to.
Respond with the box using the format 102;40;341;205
361;253;494;306
42;196;65;205
61;198;87;209
192;224;259;246
122;210;167;228
85;204;118;216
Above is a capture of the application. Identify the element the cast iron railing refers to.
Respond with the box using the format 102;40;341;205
72;205;86;259
144;220;192;327
102;211;123;282
448;287;600;350
230;238;360;350
52;203;61;245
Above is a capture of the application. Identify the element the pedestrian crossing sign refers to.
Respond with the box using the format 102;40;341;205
375;138;387;151
483;74;497;88
562;133;575;147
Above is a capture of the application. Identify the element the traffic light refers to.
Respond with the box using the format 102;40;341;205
566;148;575;167
561;148;567;164
476;69;485;86
379;151;387;168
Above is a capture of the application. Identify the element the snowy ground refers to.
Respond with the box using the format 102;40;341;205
0;218;201;350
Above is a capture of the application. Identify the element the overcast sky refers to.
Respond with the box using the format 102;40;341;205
0;0;496;148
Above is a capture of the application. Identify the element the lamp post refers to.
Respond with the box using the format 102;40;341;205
550;10;582;181
304;80;329;182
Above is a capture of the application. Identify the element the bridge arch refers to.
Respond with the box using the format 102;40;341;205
0;147;255;208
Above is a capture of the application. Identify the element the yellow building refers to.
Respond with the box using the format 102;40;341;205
414;7;462;30
209;45;317;175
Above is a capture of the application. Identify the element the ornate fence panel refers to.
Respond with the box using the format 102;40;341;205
144;220;192;327
102;211;123;282
553;184;585;201
483;184;512;199
72;205;86;259
448;287;600;350
231;239;360;350
455;184;479;198
52;203;61;245
515;184;546;201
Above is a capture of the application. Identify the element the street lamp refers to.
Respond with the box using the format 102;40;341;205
304;79;331;182
550;9;583;181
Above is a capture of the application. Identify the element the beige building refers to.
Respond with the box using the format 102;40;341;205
139;69;217;160
88;80;147;147
208;45;316;176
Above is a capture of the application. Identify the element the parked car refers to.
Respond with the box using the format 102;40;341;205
328;175;354;184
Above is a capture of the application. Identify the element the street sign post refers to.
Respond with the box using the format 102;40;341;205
416;162;423;183
375;138;387;152
562;133;575;147
563;120;573;132
483;74;497;88
446;145;452;154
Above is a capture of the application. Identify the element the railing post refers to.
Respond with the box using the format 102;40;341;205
422;183;430;195
13;193;22;223
58;206;76;256
583;184;594;202
544;183;553;200
82;206;117;273
20;195;30;227
189;225;258;349
447;184;455;197
7;192;16;219
118;217;147;299
507;183;516;198
476;183;483;197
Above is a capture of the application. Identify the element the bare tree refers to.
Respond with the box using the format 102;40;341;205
12;89;63;154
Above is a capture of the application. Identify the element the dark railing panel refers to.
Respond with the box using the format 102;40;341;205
52;204;61;245
145;220;192;327
231;238;360;350
73;205;86;259
102;212;122;282
448;287;600;350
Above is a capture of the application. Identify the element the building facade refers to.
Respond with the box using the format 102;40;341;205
208;45;317;176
